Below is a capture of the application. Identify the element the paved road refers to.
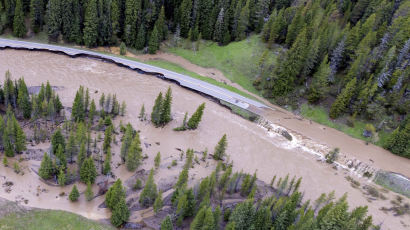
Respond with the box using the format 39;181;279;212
0;38;267;110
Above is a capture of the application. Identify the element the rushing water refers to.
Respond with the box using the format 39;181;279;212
0;50;409;228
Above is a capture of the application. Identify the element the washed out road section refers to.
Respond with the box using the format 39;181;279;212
0;38;267;111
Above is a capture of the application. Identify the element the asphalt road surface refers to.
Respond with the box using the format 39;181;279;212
0;38;267;111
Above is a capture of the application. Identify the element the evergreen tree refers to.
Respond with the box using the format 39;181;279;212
161;216;174;230
51;128;65;154
139;169;158;207
329;78;357;119
13;0;26;37
83;0;98;47
123;0;140;46
135;25;146;50
72;90;85;122
160;87;172;125
155;6;166;41
126;133;142;171
17;78;31;119
80;157;97;184
138;104;146;121
179;0;192;37
46;0;62;41
154;151;161;169
187;103;205;129
308;55;331;103
85;181;94;201
103;125;112;153
148;25;159;54
57;168;66;186
30;0;44;33
153;190;163;214
151;92;163;126
111;196;130;227
89;99;96;123
105;179;126;210
103;147;112;175
120;123;133;162
55;144;67;169
69;185;80;201
39;153;54;180
66;130;76;163
213;134;227;160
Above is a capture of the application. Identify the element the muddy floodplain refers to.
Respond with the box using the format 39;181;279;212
0;50;409;229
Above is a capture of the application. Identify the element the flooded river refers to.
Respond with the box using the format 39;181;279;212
0;50;409;229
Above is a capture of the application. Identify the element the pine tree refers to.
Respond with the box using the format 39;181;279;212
105;179;126;210
151;92;163;126
308;55;331;103
111;196;130;227
139;169;158;207
213;134;227;160
13;0;26;37
187;103;205;129
135;25;146;50
66;130;76;163
39;153;54;180
126;133;142;171
155;6;166;41
138;104;146;121
103;147;112;175
30;0;44;33
89;99;96;123
57;168;66;186
329;78;357;119
154;152;161;169
160;87;172;125
103;125;112;153
55;144;67;169
120;123;133;162
51;128;65;154
14;122;26;153
17;78;31;119
69;185;80;201
124;0;140;46
85;181;94;201
161;216;174;230
83;0;98;47
153;190;163;214
72;90;85;122
80;157;97;184
148;25;159;54
46;0;62;41
179;0;192;37
237;0;250;40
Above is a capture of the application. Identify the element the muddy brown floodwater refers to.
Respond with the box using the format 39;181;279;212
0;50;409;229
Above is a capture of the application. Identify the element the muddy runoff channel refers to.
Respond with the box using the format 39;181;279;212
0;50;409;229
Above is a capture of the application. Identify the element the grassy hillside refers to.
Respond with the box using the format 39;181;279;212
167;35;278;95
0;209;114;230
0;199;114;230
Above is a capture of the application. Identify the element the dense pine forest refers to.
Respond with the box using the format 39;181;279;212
0;0;408;158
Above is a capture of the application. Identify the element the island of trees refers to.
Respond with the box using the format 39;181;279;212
0;70;380;228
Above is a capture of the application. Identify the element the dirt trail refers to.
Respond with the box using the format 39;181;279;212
0;50;409;229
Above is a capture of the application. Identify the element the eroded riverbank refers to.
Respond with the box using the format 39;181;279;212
0;50;409;229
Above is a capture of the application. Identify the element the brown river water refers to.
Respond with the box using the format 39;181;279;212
0;50;409;229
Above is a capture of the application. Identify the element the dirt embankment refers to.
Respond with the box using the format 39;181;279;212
0;50;409;229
